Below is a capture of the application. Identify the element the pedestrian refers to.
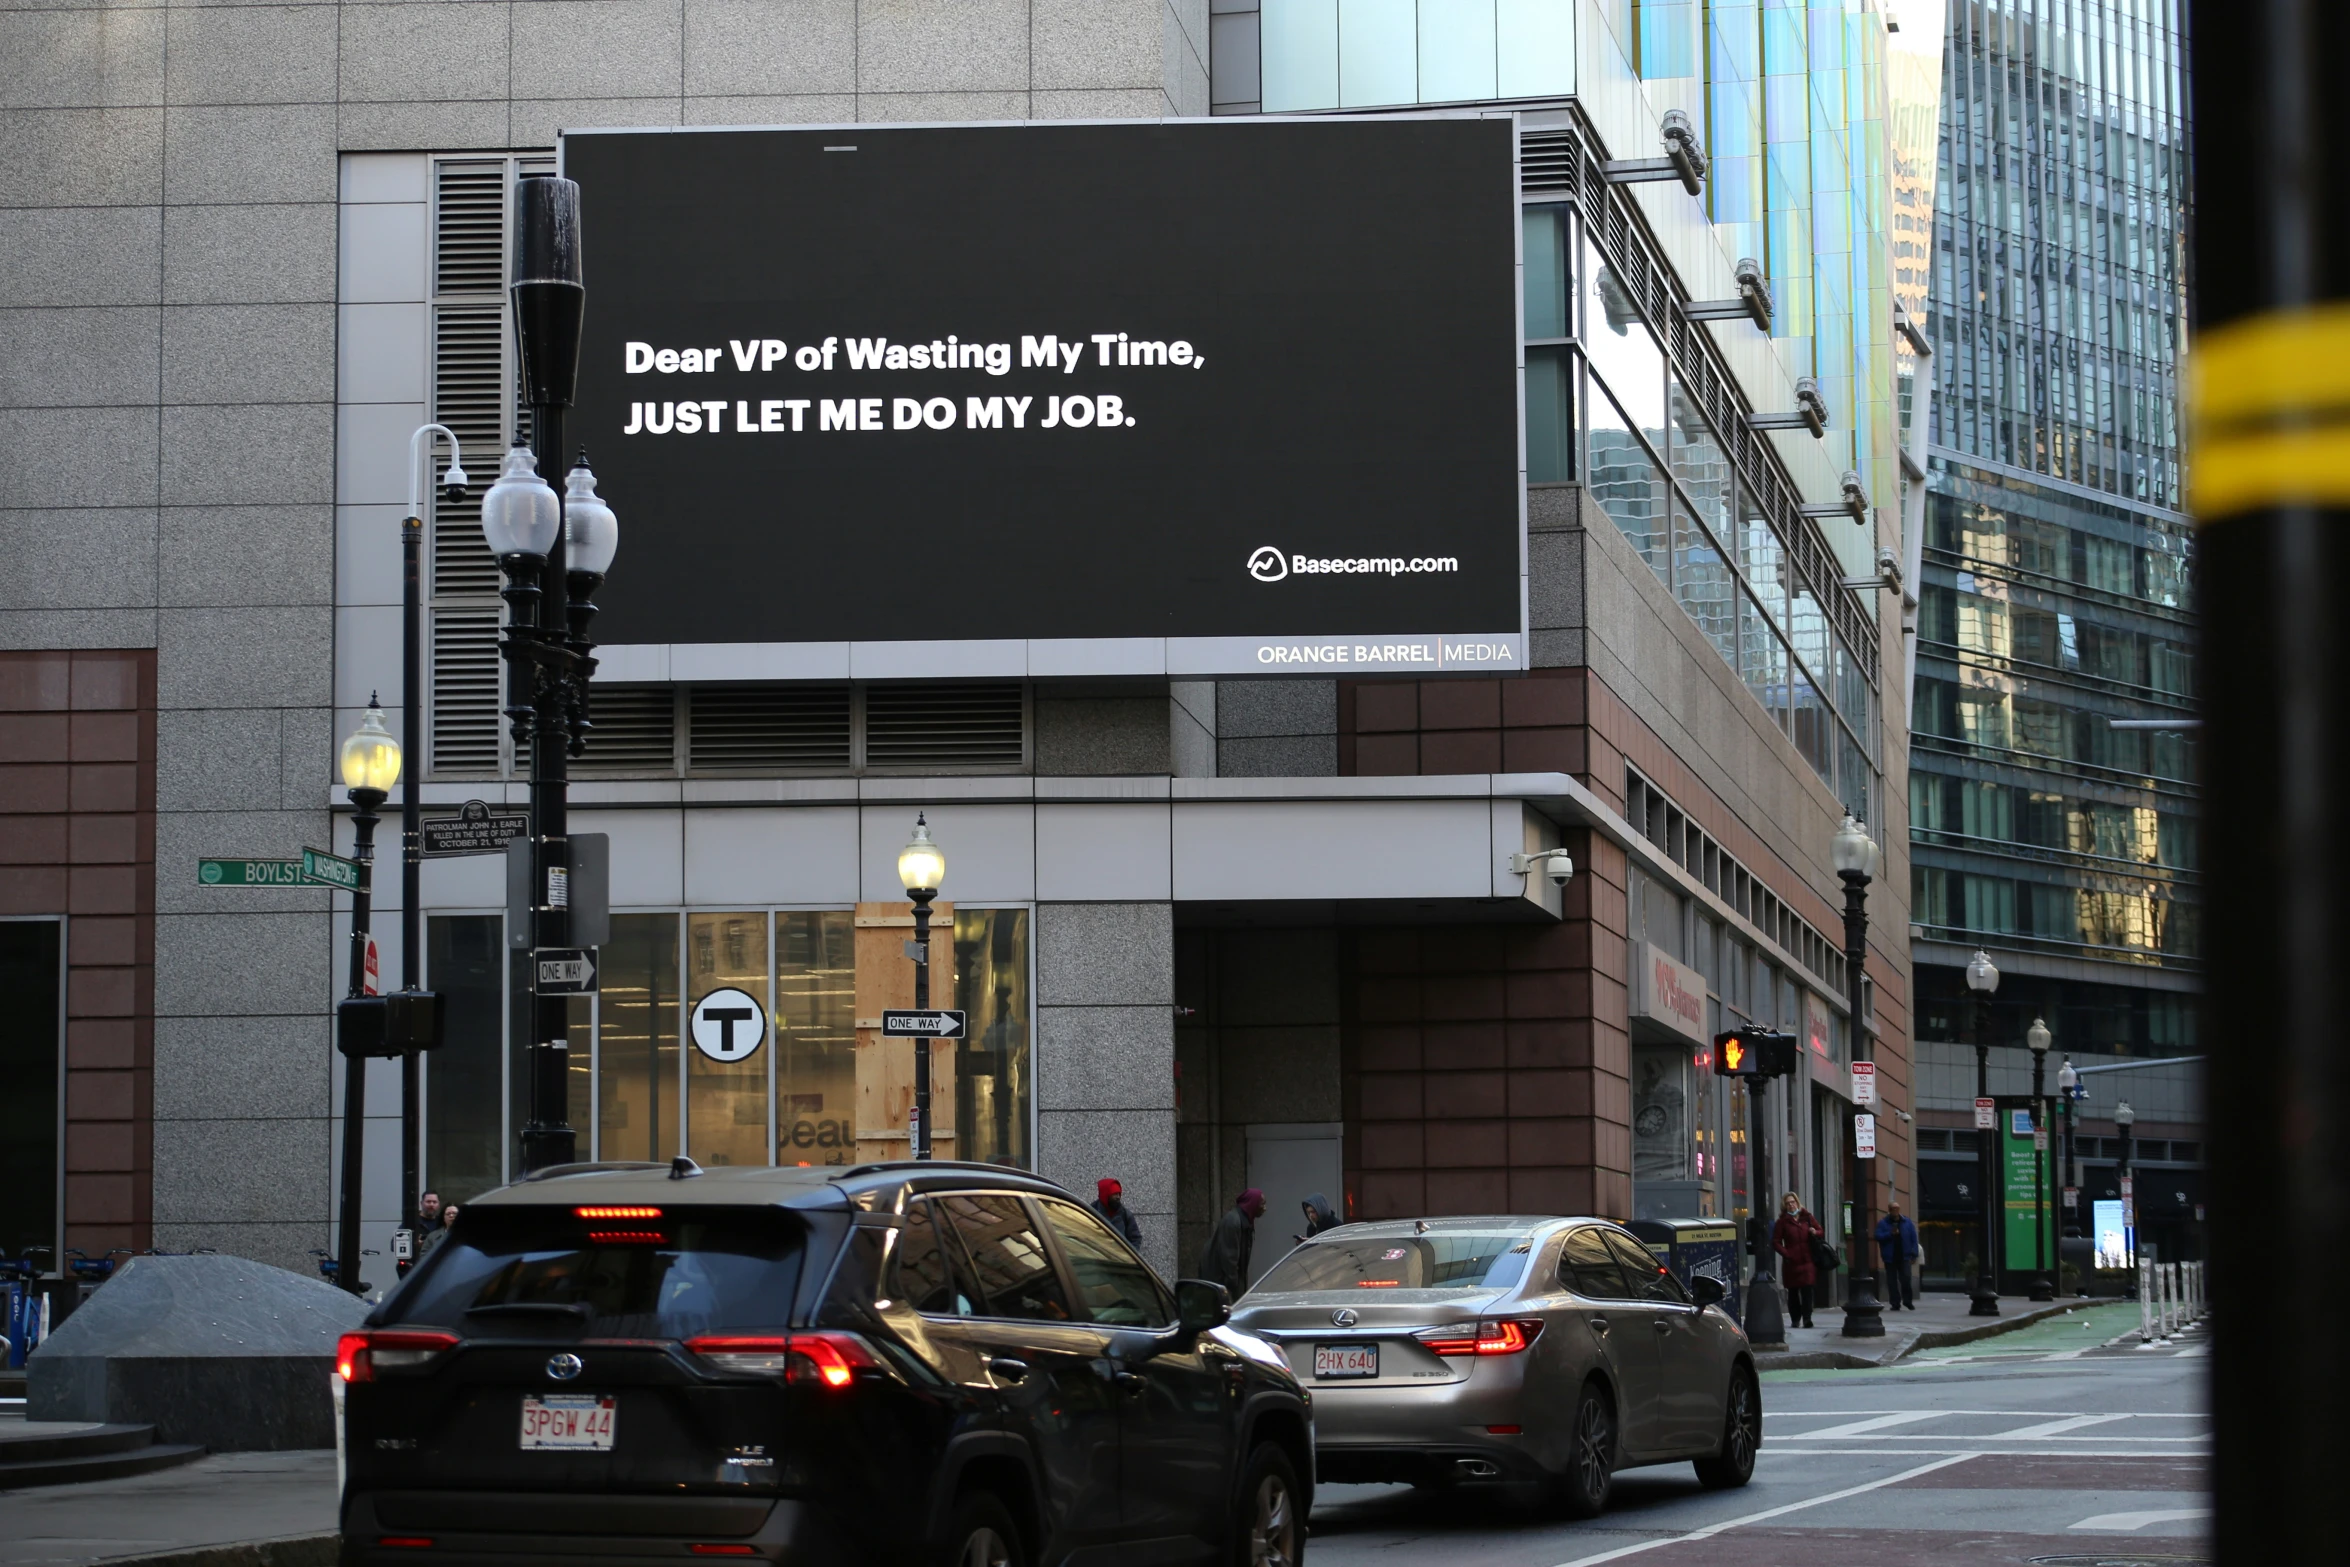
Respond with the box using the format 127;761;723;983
1771;1192;1824;1328
1090;1178;1143;1248
1296;1193;1338;1243
1196;1188;1265;1299
413;1191;445;1259
1875;1199;1921;1311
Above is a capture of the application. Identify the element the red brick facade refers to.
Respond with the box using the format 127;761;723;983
1336;665;1910;1223
0;651;156;1257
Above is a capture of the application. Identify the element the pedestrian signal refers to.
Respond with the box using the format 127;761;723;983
1711;1029;1797;1080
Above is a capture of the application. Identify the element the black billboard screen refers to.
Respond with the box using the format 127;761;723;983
564;119;1524;677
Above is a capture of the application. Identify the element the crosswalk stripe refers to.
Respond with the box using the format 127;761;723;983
1992;1414;2131;1438
1782;1411;1943;1439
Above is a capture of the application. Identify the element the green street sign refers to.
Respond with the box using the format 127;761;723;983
301;847;361;891
198;858;305;887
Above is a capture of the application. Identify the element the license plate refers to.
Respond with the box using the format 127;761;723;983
1313;1344;1378;1379
520;1394;616;1450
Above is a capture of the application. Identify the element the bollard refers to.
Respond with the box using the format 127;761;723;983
2164;1265;2180;1336
2138;1259;2156;1345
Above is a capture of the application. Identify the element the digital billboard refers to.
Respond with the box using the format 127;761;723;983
561;118;1525;679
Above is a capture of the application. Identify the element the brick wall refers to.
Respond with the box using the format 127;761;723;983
0;650;157;1260
1342;829;1634;1221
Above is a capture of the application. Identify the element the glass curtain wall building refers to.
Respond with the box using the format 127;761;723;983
1910;0;2196;1265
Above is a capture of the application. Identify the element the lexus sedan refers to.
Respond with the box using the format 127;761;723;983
1229;1215;1757;1515
338;1160;1313;1567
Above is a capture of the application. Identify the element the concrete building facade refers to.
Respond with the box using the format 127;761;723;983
1;1;1909;1298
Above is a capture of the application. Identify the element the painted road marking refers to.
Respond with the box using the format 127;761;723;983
1989;1414;2132;1438
2071;1507;2211;1531
1783;1411;1943;1439
1543;1455;1975;1567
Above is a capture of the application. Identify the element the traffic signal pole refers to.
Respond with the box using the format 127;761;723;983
2197;6;2350;1558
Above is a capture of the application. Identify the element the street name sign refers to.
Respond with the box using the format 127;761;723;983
422;799;529;858
198;858;304;886
1850;1061;1876;1105
882;1010;967;1039
302;847;360;891
535;949;600;994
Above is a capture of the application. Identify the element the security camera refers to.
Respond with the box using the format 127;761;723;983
1510;848;1576;888
441;462;469;506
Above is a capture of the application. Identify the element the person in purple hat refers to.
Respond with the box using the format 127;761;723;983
1196;1187;1265;1298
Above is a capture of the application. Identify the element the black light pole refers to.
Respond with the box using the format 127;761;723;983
1965;949;2001;1315
2116;1099;2135;1267
398;425;463;1266
2058;1057;2081;1242
495;173;589;1175
335;702;401;1294
1831;814;1883;1338
897;815;947;1160
2026;1017;2054;1301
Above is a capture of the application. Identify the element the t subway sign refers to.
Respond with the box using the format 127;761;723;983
564;120;1526;677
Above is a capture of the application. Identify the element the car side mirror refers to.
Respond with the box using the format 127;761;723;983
1175;1279;1231;1336
1690;1275;1727;1310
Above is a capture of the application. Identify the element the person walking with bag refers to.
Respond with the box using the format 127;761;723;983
1771;1192;1826;1328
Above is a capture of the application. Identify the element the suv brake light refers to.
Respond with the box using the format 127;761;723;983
338;1330;460;1383
686;1331;878;1389
1414;1318;1544;1356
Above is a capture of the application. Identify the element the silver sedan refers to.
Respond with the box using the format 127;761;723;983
1229;1214;1759;1515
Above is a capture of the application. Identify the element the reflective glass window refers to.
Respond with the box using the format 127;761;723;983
1587;382;1668;573
1739;506;1788;628
1579;231;1666;445
1739;592;1790;731
775;911;856;1166
1337;0;1416;107
426;915;506;1202
1559;1226;1635;1299
952;908;1033;1170
599;913;682;1163
1496;0;1576;97
1261;0;1340;111
1418;0;1498;102
1036;1198;1173;1327
687;912;769;1167
1526;347;1575;482
937;1194;1074;1322
1523;205;1570;339
895;1197;981;1316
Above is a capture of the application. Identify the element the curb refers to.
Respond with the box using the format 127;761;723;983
94;1535;338;1567
1905;1299;2084;1353
1753;1299;2087;1372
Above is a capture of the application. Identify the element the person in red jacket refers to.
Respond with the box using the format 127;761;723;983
1771;1191;1825;1328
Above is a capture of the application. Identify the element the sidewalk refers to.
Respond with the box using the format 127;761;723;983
1755;1289;2094;1370
0;1422;335;1567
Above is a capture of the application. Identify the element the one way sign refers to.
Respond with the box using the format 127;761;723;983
881;1010;967;1039
535;949;599;993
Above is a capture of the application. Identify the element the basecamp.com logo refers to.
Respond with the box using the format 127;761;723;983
1247;546;1459;582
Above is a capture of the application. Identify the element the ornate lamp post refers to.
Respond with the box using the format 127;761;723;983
333;701;401;1294
2027;1016;2055;1301
1831;813;1884;1338
1965;949;2001;1315
897;814;947;1159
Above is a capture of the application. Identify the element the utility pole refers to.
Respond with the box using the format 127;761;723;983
2196;5;2350;1557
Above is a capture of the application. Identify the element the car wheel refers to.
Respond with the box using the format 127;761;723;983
1693;1366;1761;1489
941;1490;1024;1567
1232;1441;1304;1567
1552;1381;1615;1519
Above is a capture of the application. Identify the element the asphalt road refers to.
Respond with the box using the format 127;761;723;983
1307;1304;2210;1567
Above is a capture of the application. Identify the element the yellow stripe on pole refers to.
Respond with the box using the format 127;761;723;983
2189;303;2350;521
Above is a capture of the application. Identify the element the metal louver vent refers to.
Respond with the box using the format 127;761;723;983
430;305;503;596
430;608;504;776
434;161;506;294
863;683;1027;772
576;684;679;773
689;685;852;773
1520;130;1576;194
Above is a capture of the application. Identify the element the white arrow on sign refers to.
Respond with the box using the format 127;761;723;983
691;987;768;1062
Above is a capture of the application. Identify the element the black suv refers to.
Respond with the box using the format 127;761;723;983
338;1161;1312;1567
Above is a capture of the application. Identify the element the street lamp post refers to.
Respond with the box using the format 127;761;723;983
2058;1056;2080;1244
490;172;602;1175
897;815;947;1160
1831;814;1884;1339
1965;949;2001;1316
334;701;401;1294
2027;1017;2054;1301
398;425;464;1260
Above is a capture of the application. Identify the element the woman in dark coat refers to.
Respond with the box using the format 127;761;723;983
1770;1191;1824;1328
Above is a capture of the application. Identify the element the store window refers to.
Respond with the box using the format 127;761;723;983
599;913;681;1162
775;911;856;1164
688;912;770;1166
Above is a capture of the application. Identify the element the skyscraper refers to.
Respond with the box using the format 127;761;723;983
1909;0;2200;1274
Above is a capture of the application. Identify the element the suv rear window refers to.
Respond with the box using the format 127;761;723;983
1255;1233;1535;1293
389;1206;806;1338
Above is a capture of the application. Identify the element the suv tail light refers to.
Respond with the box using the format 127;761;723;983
337;1330;460;1383
1414;1319;1545;1357
686;1332;879;1389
